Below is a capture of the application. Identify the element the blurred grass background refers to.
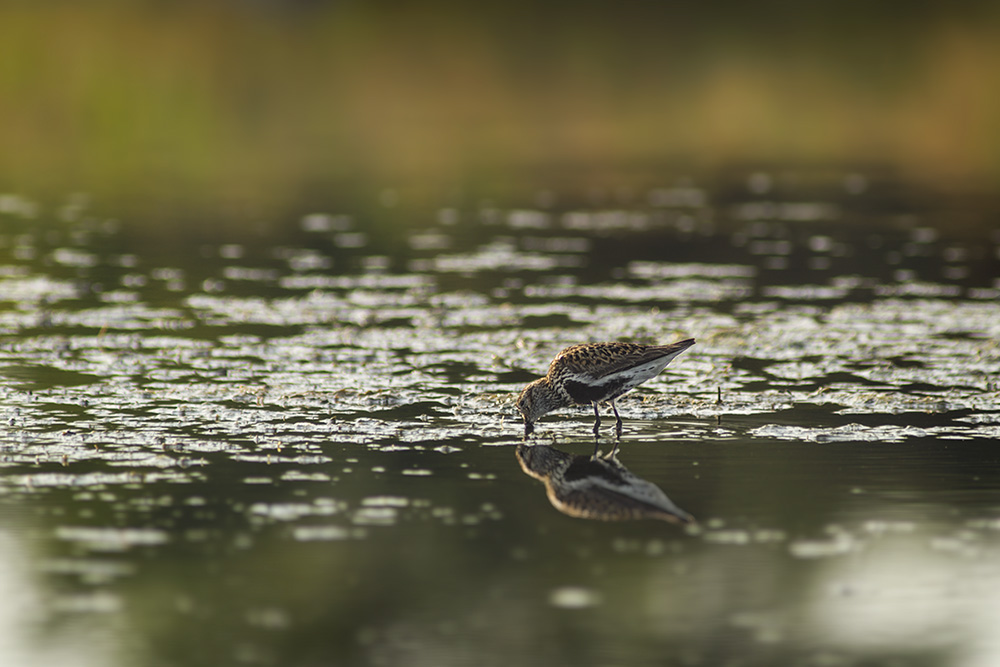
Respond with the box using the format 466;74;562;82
2;0;1000;218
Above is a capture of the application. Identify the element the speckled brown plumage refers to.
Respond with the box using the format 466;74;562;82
516;338;695;438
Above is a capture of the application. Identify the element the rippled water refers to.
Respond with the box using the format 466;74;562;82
1;178;999;666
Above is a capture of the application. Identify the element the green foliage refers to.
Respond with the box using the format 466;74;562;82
2;2;999;215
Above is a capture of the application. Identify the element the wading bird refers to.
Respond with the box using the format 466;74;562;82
516;338;695;439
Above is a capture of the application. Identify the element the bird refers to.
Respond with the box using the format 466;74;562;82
515;443;694;524
516;338;695;439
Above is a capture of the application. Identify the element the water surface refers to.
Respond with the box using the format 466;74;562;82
1;176;999;666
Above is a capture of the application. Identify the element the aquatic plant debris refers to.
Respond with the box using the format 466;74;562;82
0;192;998;489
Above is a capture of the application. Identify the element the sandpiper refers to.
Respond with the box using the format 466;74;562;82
516;338;695;438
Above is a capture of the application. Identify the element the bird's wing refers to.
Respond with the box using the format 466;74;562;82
555;340;693;381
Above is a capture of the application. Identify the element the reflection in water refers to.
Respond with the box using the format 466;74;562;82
515;443;693;524
0;532;122;667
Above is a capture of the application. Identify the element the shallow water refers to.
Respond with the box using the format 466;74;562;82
1;177;999;666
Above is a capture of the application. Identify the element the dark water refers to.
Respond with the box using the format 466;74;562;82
1;175;999;667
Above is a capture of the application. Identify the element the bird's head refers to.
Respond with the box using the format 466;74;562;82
517;378;555;438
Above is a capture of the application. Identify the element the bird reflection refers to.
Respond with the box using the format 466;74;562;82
515;443;694;524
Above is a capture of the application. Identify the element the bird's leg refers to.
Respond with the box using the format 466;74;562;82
608;438;620;458
611;400;623;439
591;403;603;458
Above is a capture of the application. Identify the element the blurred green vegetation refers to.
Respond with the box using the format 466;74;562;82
2;1;1000;217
